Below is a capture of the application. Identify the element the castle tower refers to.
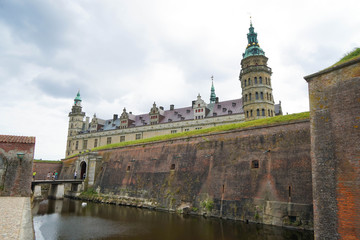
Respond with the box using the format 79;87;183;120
66;91;85;156
239;20;275;121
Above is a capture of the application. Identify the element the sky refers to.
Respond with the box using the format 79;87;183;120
0;0;359;160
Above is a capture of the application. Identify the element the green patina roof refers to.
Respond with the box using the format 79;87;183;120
74;91;82;103
210;76;216;103
242;22;265;59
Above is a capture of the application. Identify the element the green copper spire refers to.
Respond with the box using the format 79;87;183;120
74;90;82;104
210;76;216;103
242;18;265;59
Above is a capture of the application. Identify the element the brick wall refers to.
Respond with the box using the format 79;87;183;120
61;120;313;229
0;137;35;197
305;58;360;239
33;162;62;180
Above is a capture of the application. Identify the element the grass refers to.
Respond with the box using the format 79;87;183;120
34;159;62;163
65;112;309;159
332;48;360;67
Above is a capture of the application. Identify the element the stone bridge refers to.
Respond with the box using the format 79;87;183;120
32;179;84;199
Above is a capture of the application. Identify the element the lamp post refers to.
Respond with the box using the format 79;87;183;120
17;152;25;165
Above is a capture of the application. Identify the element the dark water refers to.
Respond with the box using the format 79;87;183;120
32;199;313;240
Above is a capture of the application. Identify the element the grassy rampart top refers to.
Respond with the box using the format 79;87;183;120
34;159;62;163
332;48;360;67
65;112;309;159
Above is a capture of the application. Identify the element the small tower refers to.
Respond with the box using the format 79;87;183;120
239;19;275;121
210;76;217;103
66;91;85;156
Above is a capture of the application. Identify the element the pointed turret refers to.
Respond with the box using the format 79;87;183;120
243;19;265;59
210;76;217;103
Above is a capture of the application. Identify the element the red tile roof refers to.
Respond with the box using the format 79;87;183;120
0;135;36;144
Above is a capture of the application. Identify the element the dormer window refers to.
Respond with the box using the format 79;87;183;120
228;110;232;114
217;105;221;109
222;108;227;112
168;119;172;122
186;109;190;113
232;102;236;107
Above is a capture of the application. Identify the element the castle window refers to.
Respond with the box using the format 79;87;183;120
250;110;253;117
168;119;172;122
249;79;252;85
120;136;125;142
246;111;249;117
170;164;175;170
259;77;262;84
228;110;232;114
83;140;88;150
171;130;177;134
222;108;227;112
136;134;141;140
127;166;130;171
267;92;269;100
94;139;98;148
244;79;247;87
185;128;189;131
266;77;268;84
232;102;236;107
254;77;257;84
261;92;264;100
251;160;259;169
107;137;111;144
186;109;190;113
198;104;200;107
271;110;273;116
249;93;252;100
262;109;265;116
217;105;221;109
68;141;71;147
256;92;259;100
213;113;217;117
268;109;270;116
75;141;79;150
245;94;247;102
269;94;272;101
257;109;260;116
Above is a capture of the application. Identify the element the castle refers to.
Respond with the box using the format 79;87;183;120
65;22;282;157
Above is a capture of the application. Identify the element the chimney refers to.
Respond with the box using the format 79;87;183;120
170;104;174;110
113;114;118;121
85;117;90;131
215;97;219;103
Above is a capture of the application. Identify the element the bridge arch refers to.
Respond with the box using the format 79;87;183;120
80;161;87;179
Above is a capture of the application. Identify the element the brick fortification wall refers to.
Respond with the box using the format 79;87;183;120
62;120;313;229
33;162;62;180
305;58;360;239
0;136;35;197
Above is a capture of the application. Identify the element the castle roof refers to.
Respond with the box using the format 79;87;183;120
0;135;36;144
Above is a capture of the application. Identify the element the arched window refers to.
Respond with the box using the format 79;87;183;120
256;92;259;100
246;111;249;117
259;77;262;84
244;79;247;87
267;92;269;100
265;77;268;84
260;92;264;99
271;110;273;116
254;77;257;84
245;94;248;102
262;109;265;116
269;94;272;101
251;160;259;169
248;78;250;85
257;109;260;116
249;93;252;100
268;109;270;116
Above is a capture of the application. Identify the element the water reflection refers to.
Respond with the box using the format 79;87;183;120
33;199;314;240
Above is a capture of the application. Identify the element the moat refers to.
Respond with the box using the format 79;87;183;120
32;198;313;240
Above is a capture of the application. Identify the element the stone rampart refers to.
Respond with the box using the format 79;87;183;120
62;120;313;229
305;57;360;239
33;161;62;180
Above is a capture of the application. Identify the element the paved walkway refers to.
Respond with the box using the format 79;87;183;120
0;197;33;240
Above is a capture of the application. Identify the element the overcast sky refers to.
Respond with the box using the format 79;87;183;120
1;0;359;160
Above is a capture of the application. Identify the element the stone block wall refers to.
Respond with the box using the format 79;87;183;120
62;120;313;229
33;161;62;180
305;58;360;239
0;135;35;197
